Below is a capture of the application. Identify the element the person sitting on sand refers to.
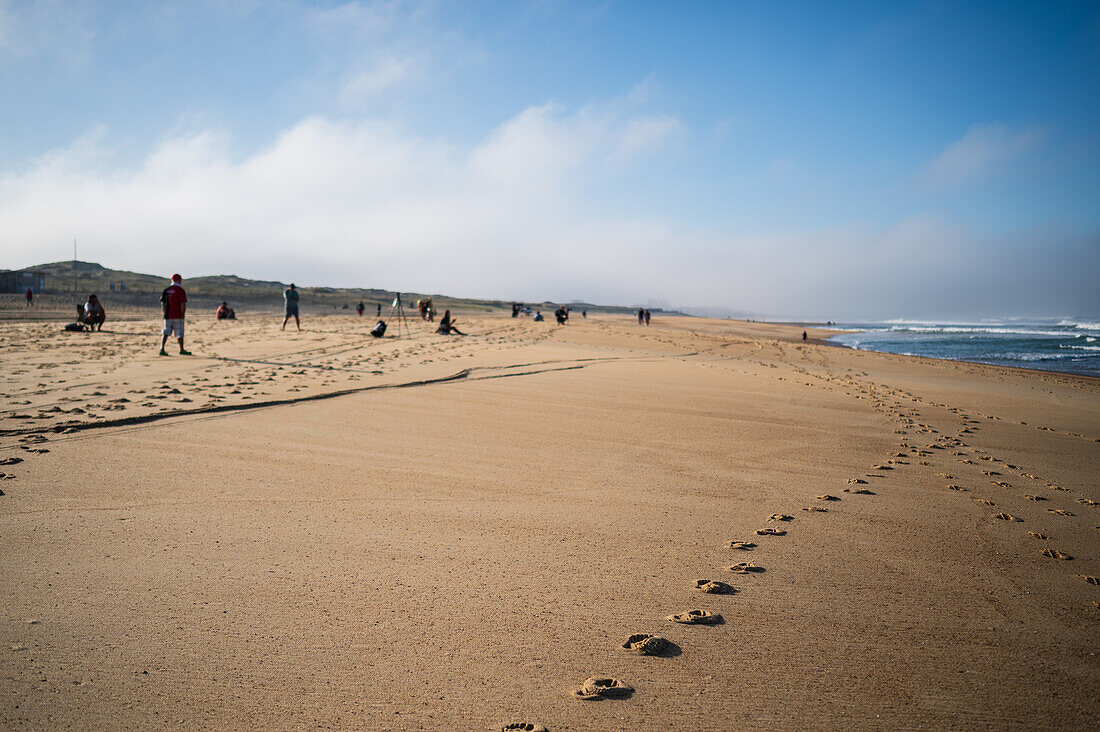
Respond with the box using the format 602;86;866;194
82;294;106;331
533;311;544;322
436;310;465;335
216;302;236;320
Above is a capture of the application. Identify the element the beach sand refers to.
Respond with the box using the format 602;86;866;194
2;311;1098;729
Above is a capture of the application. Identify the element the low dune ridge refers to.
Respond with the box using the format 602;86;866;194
1;311;1098;729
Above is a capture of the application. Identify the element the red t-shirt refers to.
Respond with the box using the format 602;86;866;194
164;284;187;319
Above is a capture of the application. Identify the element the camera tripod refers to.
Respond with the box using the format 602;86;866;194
388;292;413;338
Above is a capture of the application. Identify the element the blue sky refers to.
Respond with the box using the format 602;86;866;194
1;0;1097;319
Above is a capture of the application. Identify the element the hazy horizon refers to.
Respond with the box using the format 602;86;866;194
2;1;1098;321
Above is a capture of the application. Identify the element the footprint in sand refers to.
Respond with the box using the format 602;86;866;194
767;514;793;522
802;506;828;512
1076;498;1099;507
938;473;954;479
666;609;722;625
756;527;787;536
1041;549;1073;560
847;478;868;485
695;580;736;594
947;485;969;491
728;562;765;574
621;634;670;655
1024;495;1047;502
843;488;875;495
972;498;995;506
994;513;1023;522
982;471;1001;476
725;541;757;551
991;481;1012;488
817;495;840;501
1048;509;1075;517
1082;576;1099;586
1027;531;1049;540
0;458;24;466
870;465;893;471
502;724;548;732
572;677;633;700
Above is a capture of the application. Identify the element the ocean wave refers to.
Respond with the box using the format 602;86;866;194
886;326;1071;337
1058;319;1100;331
1060;344;1100;352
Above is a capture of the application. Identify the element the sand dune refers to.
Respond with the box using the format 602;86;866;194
2;312;1098;729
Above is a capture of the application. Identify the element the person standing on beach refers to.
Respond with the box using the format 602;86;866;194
282;283;300;331
25;288;33;307
159;274;190;356
357;301;365;317
802;330;807;342
376;302;381;317
637;308;644;325
644;309;651;326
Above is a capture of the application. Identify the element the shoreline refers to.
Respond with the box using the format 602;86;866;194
825;330;1100;382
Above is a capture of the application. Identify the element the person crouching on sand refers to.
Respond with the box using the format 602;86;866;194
159;274;190;355
83;294;106;331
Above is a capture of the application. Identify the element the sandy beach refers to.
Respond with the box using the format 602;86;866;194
1;311;1098;729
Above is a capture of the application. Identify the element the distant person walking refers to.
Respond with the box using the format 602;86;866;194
282;283;300;331
644;309;651;326
357;301;365;317
376;302;382;317
637;308;644;325
159;274;190;355
802;330;807;342
25;288;33;307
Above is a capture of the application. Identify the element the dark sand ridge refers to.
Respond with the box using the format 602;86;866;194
2;314;1097;729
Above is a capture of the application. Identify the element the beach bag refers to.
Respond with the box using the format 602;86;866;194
64;322;86;332
371;320;387;338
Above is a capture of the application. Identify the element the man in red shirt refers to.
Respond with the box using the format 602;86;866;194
159;274;191;356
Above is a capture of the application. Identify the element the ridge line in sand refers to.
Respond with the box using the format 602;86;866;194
0;356;650;440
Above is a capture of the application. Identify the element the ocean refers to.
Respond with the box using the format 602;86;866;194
828;320;1100;377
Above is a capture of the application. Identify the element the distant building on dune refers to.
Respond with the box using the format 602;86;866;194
0;270;46;294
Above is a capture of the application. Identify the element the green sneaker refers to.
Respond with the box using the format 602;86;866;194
179;349;192;356
159;349;169;356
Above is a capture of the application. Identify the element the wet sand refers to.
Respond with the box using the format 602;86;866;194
2;312;1098;729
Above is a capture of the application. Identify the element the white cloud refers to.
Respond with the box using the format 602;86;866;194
918;122;1046;188
0;100;685;303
